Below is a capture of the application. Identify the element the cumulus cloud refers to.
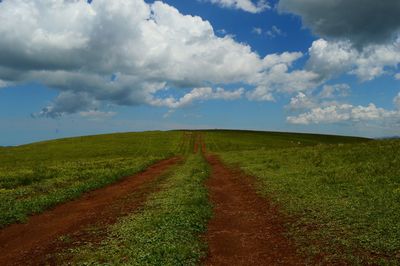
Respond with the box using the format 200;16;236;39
319;84;350;99
278;0;400;48
307;39;356;80
286;89;400;127
307;39;400;81
149;87;244;109
33;91;100;118
245;52;320;100
286;83;349;112
205;0;269;13
395;73;400;80
287;92;316;111
246;65;320;101
287;103;399;125
0;0;314;117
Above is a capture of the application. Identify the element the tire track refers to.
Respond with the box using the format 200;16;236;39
203;148;304;265
0;157;182;266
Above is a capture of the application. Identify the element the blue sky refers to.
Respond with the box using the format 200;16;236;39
0;0;399;145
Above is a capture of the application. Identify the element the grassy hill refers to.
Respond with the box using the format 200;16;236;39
204;131;399;264
1;129;398;264
204;129;368;152
0;131;183;227
0;129;369;228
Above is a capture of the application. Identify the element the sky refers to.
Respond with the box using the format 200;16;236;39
0;0;399;145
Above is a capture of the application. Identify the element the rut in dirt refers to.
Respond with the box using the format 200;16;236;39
0;157;181;266
204;154;304;265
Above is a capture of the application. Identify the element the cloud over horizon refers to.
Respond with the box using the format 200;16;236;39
287;103;400;125
0;0;316;118
307;38;400;82
0;0;398;134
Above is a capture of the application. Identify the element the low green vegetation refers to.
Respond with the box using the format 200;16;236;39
207;130;399;264
0;131;183;227
62;154;211;265
2;129;398;265
204;129;368;152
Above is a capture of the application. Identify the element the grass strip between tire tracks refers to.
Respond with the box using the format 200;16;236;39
63;154;212;265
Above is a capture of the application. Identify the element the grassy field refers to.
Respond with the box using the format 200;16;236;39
205;131;400;264
0;131;183;227
2;129;399;264
204;129;368;152
56;154;211;265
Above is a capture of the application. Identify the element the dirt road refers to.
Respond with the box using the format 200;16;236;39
0;157;181;266
204;154;304;265
1;132;307;265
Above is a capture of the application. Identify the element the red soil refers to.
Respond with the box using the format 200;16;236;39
194;133;203;154
204;154;304;265
0;157;181;266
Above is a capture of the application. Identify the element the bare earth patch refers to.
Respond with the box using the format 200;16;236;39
204;154;304;265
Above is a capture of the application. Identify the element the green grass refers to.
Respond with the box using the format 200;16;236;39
209;132;400;264
204;129;369;152
62;154;212;265
0;131;184;227
2;129;397;264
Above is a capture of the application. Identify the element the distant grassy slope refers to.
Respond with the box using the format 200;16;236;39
0;131;184;227
1;131;184;165
204;130;369;152
205;130;399;264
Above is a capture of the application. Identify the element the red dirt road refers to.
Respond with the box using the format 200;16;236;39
204;154;304;265
0;157;181;266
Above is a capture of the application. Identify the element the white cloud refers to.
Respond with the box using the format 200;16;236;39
252;27;262;35
266;26;285;38
0;0;312;116
206;0;269;13
319;84;350;99
287;103;399;125
307;39;356;80
149;87;244;109
252;26;285;38
395;73;400;80
247;69;320;101
288;104;351;124
308;39;400;81
287;92;316;110
352;41;400;81
351;104;397;121
247;64;320;101
244;52;320;100
286;83;349;111
261;52;303;68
